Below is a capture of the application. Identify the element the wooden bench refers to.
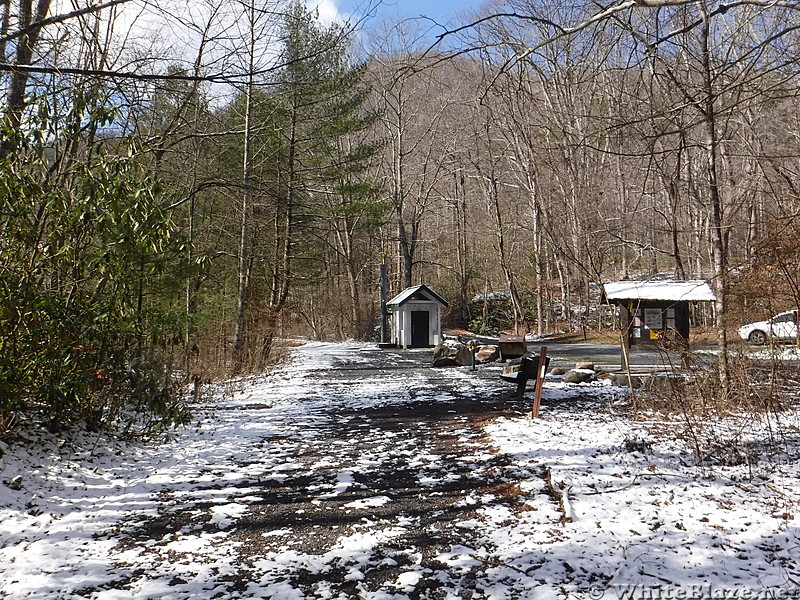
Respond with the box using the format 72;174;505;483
499;348;550;416
500;355;538;398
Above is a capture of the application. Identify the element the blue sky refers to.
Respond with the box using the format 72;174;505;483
322;0;485;28
361;0;481;24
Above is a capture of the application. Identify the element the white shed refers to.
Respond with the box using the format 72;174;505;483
387;285;448;349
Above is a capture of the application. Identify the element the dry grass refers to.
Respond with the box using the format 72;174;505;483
629;350;800;468
689;327;719;344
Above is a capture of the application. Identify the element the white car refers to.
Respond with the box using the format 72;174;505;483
738;310;798;345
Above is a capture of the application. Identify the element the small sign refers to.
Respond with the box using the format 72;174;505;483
644;308;663;330
666;308;676;330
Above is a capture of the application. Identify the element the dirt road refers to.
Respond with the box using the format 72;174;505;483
105;345;561;599
7;342;795;599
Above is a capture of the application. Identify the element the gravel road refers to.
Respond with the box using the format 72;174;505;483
108;345;557;599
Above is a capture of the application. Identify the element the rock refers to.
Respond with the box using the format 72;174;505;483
549;367;566;376
432;341;472;367
475;345;499;364
646;372;686;392
563;368;597;384
624;438;653;453
611;373;644;388
575;361;595;371
6;475;22;490
501;363;521;375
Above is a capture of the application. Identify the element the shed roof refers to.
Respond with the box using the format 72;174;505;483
603;280;716;302
387;284;448;307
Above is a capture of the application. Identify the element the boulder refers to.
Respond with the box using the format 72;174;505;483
501;363;522;376
432;341;472;367
563;368;597;384
645;372;686;393
549;367;566;376
475;345;499;364
611;373;644;388
575;361;595;371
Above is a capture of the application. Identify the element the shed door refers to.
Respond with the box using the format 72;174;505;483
410;311;429;347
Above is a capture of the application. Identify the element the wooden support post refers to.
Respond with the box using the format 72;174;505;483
532;346;548;418
379;264;388;344
619;302;631;373
621;336;631;374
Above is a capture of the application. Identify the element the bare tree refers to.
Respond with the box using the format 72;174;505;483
368;21;459;290
440;0;800;381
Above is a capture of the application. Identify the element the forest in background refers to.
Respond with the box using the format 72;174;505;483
2;0;800;432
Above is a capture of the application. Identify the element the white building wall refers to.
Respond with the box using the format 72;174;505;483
390;301;443;348
391;310;404;348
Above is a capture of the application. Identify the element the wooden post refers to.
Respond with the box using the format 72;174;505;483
532;346;548;418
621;334;631;373
379;264;388;344
619;302;631;372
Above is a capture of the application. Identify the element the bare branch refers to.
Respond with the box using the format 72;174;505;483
0;62;277;84
425;0;800;86
0;0;133;45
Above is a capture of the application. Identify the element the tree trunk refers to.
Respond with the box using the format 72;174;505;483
454;172;470;325
0;0;52;159
527;175;544;336
486;175;524;333
666;178;687;279
396;199;413;289
272;104;297;312
699;7;729;390
0;1;12;62
334;216;362;338
232;10;256;371
555;254;570;329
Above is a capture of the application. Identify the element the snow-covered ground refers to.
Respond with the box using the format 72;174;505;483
484;411;800;597
1;341;798;599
